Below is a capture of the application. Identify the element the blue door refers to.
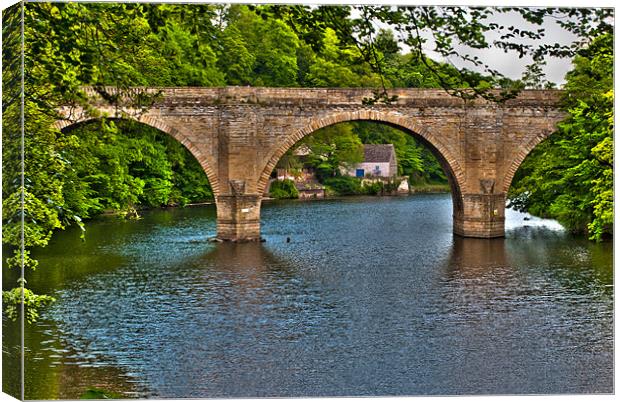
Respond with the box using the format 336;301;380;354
356;169;364;177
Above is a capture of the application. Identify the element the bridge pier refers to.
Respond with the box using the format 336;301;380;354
215;194;262;242
454;193;506;238
215;191;507;241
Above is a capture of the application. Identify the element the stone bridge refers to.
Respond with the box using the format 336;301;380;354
56;87;565;241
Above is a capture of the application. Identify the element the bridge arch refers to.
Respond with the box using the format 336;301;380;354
55;115;221;195
257;109;467;214
501;127;557;194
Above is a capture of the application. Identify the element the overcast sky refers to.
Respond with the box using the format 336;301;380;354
361;7;593;86
426;10;582;85
303;1;612;86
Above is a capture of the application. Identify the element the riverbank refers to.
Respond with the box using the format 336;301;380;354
268;177;450;200
410;183;451;193
97;182;450;218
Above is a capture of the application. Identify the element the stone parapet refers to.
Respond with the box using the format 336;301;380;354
78;86;564;109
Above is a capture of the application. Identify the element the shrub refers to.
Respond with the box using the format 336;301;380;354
269;179;299;199
323;176;362;195
362;181;383;195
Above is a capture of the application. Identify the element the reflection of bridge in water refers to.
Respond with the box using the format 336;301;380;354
201;242;294;296
57;87;565;241
446;237;508;278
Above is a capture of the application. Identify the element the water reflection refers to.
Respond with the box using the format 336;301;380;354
446;236;508;277
202;241;295;289
435;232;613;395
2;316;144;399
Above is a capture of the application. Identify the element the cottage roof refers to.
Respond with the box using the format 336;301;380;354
363;144;395;163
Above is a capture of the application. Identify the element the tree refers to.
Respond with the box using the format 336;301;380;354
154;20;225;86
508;33;613;240
216;24;255;85
263;5;613;101
298;124;364;179
228;6;301;87
2;2;207;322
305;28;380;87
520;59;556;89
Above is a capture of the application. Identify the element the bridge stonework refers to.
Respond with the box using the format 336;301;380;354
56;87;565;241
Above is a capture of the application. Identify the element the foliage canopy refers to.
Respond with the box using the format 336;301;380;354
508;34;613;240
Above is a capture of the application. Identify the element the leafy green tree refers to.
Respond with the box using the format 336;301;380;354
374;29;400;57
229;6;301;86
269;180;299;199
305;28;384;87
508;34;613;240
275;149;302;172
520;59;556;89
216;24;255;85
2;2;216;321
154;20;225;86
298;124;364;179
63;120;214;215
264;5;612;101
322;177;363;196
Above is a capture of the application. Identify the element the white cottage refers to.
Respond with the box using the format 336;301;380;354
349;144;398;178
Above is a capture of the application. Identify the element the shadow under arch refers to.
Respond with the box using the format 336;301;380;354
55;116;221;195
257;110;466;222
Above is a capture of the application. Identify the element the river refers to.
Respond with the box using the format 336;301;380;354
2;194;613;398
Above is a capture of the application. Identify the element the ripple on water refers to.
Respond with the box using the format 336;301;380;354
14;194;613;398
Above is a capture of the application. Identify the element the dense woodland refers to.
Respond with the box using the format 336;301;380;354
2;3;613;321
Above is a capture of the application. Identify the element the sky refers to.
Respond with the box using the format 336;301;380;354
426;11;579;85
333;0;613;86
359;6;604;86
290;1;612;86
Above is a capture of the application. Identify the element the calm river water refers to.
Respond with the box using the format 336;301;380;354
2;194;613;398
